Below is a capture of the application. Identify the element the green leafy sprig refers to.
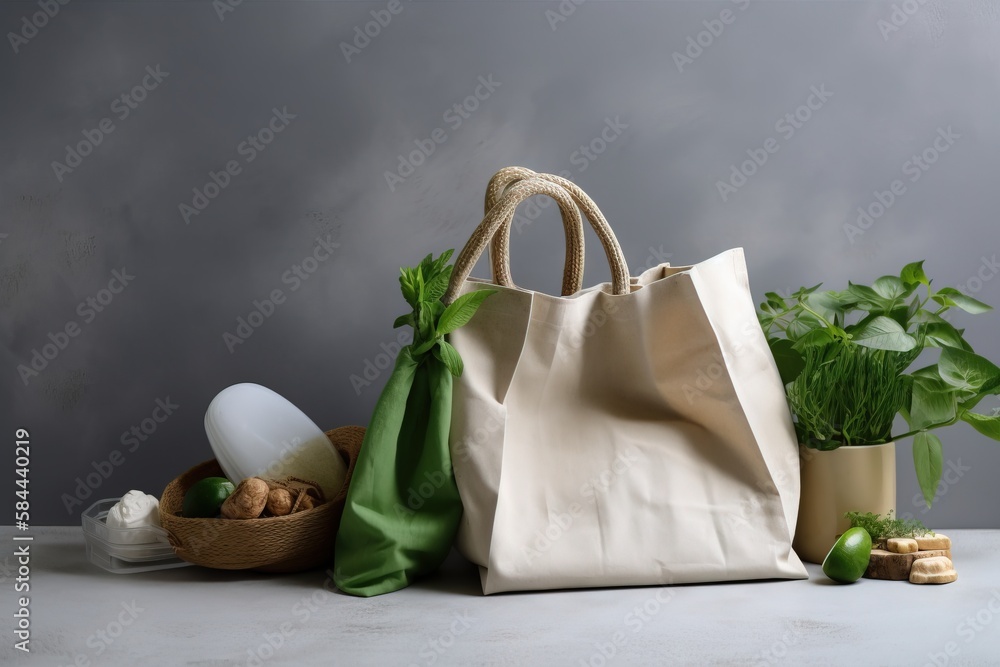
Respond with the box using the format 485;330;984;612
393;249;496;377
759;261;1000;507
844;511;932;549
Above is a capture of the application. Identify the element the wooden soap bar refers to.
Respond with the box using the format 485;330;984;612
916;534;951;551
864;548;952;580
910;556;958;584
887;538;918;554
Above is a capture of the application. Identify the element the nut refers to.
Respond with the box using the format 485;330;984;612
221;477;269;519
266;488;294;516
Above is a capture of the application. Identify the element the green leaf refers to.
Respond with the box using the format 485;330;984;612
910;364;941;380
433;338;464;376
411;337;437;356
424;266;453;303
900;260;929;287
804;291;845;323
945;292;992;314
791;328;836;351
791;283;823;299
399;269;419;307
426;249;454;279
764;291;786;311
913;432;944;508
886;304;912;330
393;314;414;329
847;283;887;311
939;347;1000;393
417;304;435;342
437;289;497;335
872;275;907;301
906;296;921;322
923;321;969;350
830;288;860;307
908;376;957;430
768;338;805;385
961;412;1000;440
933;287;993;314
851;316;918;351
786;312;825;341
914;310;950;325
417;253;435;276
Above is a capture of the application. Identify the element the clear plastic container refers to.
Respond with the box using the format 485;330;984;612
82;498;193;574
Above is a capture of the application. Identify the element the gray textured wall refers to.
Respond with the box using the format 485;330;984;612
2;0;999;527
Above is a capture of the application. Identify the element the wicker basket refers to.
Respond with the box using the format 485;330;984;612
159;426;364;573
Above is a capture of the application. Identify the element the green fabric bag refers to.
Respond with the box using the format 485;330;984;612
333;250;494;597
333;348;462;596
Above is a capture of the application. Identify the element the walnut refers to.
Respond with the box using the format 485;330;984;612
266;488;295;516
258;476;325;515
220;477;269;519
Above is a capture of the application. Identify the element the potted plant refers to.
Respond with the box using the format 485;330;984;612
758;261;1000;563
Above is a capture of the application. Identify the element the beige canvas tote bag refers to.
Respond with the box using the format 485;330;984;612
445;167;807;594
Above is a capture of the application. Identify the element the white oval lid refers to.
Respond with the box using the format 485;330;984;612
203;383;346;497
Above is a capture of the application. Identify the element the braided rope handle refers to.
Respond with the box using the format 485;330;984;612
481;167;585;297
445;177;631;304
486;167;629;296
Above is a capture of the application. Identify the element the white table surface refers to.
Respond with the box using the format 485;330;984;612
2;527;998;666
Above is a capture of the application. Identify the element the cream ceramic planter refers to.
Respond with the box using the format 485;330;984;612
793;442;896;564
